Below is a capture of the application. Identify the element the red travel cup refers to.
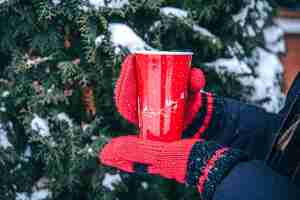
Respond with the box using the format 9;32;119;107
132;51;192;142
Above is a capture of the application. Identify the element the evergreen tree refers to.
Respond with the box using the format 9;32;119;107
0;0;285;199
274;0;300;7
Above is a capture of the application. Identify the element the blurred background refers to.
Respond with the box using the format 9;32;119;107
276;2;300;93
0;0;300;200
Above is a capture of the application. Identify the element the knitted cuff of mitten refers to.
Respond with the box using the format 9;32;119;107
186;141;248;200
182;92;224;139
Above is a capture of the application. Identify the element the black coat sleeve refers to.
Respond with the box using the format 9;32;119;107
207;97;283;160
209;73;300;161
212;160;300;200
184;74;300;161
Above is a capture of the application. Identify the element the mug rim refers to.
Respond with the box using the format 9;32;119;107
133;50;193;55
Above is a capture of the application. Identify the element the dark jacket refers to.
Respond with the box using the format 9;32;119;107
209;73;300;200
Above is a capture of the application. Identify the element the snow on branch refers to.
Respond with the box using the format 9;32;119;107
0;0;9;5
31;114;50;137
263;25;286;54
233;0;255;26
206;58;252;75
16;177;51;200
102;173;122;191
95;7;219;53
249;48;284;112
57;112;73;127
0;123;12;149
88;0;128;9
160;7;217;38
160;7;188;18
104;23;154;53
206;47;284;113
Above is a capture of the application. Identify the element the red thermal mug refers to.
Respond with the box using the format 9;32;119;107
125;51;193;142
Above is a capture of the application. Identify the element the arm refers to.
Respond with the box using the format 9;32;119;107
211;97;283;160
183;92;283;160
210;72;300;161
100;137;300;200
213;160;300;200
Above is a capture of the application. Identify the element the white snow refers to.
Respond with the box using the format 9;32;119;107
205;47;284;113
264;26;284;44
16;189;51;200
141;182;149;190
2;91;10;97
1;91;9;113
0;102;6;112
206;58;251;74
233;0;271;31
255;1;272;29
256;0;272;20
91;135;97;140
31;114;50;137
31;189;50;200
24;145;32;158
82;123;90;132
26;56;51;66
252;48;284;112
51;0;61;6
192;24;216;38
232;0;255;26
95;34;105;47
107;23;154;53
21;145;32;162
0;123;12;149
160;7;188;18
275;18;300;34
263;25;285;54
228;42;245;56
102;173;122;191
89;0;128;9
57;112;73;127
34;177;50;190
0;0;8;4
16;177;51;200
246;25;256;37
160;7;216;39
16;193;28;200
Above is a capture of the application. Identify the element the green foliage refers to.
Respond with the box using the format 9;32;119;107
185;0;270;58
26;115;108;199
184;0;245;24
0;0;281;199
273;0;300;7
147;16;225;62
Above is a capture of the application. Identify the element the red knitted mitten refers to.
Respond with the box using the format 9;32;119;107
100;136;247;200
